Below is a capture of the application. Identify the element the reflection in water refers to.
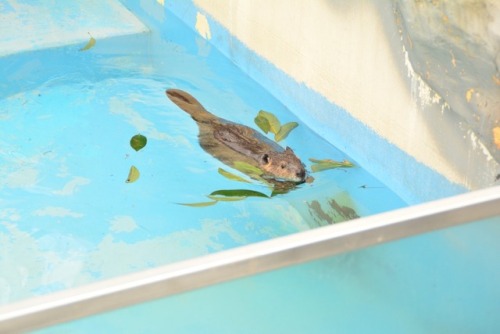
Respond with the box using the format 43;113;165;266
306;195;359;227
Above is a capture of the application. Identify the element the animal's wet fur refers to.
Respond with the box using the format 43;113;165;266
166;89;306;183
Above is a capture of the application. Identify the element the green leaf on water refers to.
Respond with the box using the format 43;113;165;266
207;195;247;202
80;34;96;51
309;158;354;173
256;110;281;134
275;122;298;142
233;161;264;177
218;168;251;183
178;200;218;207
254;114;271;134
126;165;140;183
130;134;147;152
210;189;269;198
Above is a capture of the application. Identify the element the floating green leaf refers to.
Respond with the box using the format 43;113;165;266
126;165;140;183
207;195;247;202
218;168;251;183
275;122;298;142
256;110;281;134
210;189;269;198
80;34;96;51
309;158;354;166
178;200;218;207
254;115;271;134
130;134;147;152
309;158;354;173
233;161;264;177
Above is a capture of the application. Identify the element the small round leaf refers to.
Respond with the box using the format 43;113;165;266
130;134;147;152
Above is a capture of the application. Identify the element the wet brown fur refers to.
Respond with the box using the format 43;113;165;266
166;89;306;183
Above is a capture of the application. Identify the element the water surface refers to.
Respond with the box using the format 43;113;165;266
0;10;405;304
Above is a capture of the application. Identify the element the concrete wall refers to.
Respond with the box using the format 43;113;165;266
395;0;500;189
165;0;499;202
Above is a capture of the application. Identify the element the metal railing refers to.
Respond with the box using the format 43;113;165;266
1;185;499;333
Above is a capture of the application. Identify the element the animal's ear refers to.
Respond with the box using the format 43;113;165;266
285;147;294;154
261;154;270;165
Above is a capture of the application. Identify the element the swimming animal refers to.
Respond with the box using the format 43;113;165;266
166;89;306;183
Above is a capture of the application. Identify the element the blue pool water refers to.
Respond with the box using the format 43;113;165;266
0;4;405;305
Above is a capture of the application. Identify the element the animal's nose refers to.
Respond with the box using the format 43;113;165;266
297;170;306;180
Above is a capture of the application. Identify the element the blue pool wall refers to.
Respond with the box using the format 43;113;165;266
134;0;466;205
39;216;500;334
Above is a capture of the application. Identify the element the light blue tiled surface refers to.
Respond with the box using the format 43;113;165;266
0;0;148;57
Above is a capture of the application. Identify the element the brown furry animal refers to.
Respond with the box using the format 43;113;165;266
166;89;306;183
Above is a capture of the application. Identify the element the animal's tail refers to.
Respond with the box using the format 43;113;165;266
166;89;216;123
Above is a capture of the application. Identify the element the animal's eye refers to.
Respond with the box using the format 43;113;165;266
261;154;270;164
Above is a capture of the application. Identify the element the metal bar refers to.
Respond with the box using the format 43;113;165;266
1;186;499;333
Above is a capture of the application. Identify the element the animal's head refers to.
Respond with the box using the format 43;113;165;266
259;147;306;183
